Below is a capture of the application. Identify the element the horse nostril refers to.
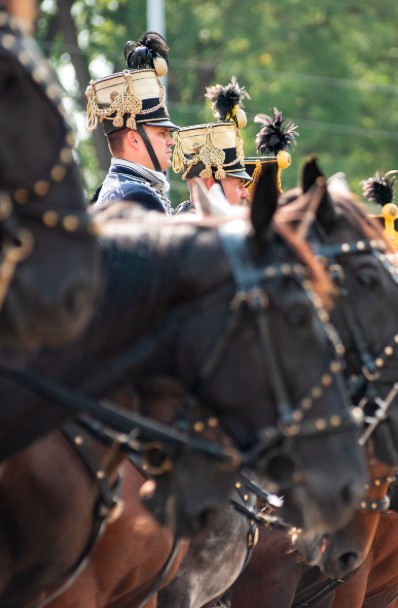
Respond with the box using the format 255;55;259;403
63;285;91;316
338;551;358;573
264;453;296;483
340;482;355;507
196;508;217;532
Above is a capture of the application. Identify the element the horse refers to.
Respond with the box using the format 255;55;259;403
277;157;398;468
157;158;398;608
201;159;398;608
0;166;366;607
155;442;393;608
330;479;398;608
214;457;395;608
157;476;263;608
0;5;100;349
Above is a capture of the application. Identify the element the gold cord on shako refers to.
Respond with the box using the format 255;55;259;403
85;32;171;133
172;76;251;183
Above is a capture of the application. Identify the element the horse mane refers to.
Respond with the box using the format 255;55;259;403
278;186;396;255
335;196;396;253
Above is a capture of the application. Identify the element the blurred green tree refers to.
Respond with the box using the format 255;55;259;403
37;0;398;207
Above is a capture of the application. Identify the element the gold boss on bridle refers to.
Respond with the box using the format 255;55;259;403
172;124;245;181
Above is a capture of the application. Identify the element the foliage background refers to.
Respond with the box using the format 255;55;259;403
37;0;398;210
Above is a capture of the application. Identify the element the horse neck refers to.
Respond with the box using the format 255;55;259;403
99;228;184;339
46;163;87;210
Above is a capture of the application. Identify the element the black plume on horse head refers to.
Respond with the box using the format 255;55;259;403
254;107;298;155
361;171;396;207
205;76;250;122
124;31;169;70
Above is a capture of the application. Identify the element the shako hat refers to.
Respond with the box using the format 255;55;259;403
85;31;178;135
172;76;252;181
245;107;298;195
361;170;398;246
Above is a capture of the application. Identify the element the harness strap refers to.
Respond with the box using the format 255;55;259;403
135;536;184;608
292;578;343;607
40;423;123;606
62;422;120;514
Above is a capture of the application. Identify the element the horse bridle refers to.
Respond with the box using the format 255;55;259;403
311;231;398;444
207;220;362;464
0;218;366;607
0;11;98;307
0;220;364;480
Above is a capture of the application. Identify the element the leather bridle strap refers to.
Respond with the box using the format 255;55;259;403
292;578;343;607
0;360;241;466
137;124;163;173
135;536;184;608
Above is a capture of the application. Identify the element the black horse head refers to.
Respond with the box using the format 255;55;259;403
0;8;100;348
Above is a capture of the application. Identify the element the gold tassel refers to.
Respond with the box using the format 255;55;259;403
113;114;124;128
126;116;137;130
215;167;226;180
199;167;213;179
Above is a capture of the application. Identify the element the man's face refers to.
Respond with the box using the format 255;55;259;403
221;176;250;206
141;125;174;172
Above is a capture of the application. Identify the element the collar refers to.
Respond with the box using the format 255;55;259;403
111;158;170;193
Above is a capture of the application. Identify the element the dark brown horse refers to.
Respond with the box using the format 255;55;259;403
331;481;398;608
0;168;365;607
215;456;395;608
5;451;190;608
0;5;100;349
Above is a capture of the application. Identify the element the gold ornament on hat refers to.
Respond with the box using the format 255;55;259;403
85;72;142;132
153;55;168;77
245;108;299;198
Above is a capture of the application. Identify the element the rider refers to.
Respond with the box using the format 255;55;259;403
85;31;179;215
172;77;252;213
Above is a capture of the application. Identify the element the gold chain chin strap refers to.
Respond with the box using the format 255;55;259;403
0;227;34;311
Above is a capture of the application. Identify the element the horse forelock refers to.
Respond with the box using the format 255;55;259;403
273;218;335;309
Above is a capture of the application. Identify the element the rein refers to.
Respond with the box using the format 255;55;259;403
292;578;343;607
0;360;243;468
0;220;363;476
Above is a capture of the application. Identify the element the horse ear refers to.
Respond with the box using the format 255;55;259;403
301;156;337;230
250;162;279;239
301;155;325;193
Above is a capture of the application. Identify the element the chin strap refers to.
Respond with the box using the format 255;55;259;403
137;124;162;173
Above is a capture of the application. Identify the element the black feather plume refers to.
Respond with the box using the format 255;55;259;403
361;172;396;206
124;31;169;69
254;108;298;155
205;76;250;121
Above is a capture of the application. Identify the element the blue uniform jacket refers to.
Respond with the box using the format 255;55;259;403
92;162;174;215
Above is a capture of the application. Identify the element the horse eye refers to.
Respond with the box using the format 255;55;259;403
356;271;378;289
